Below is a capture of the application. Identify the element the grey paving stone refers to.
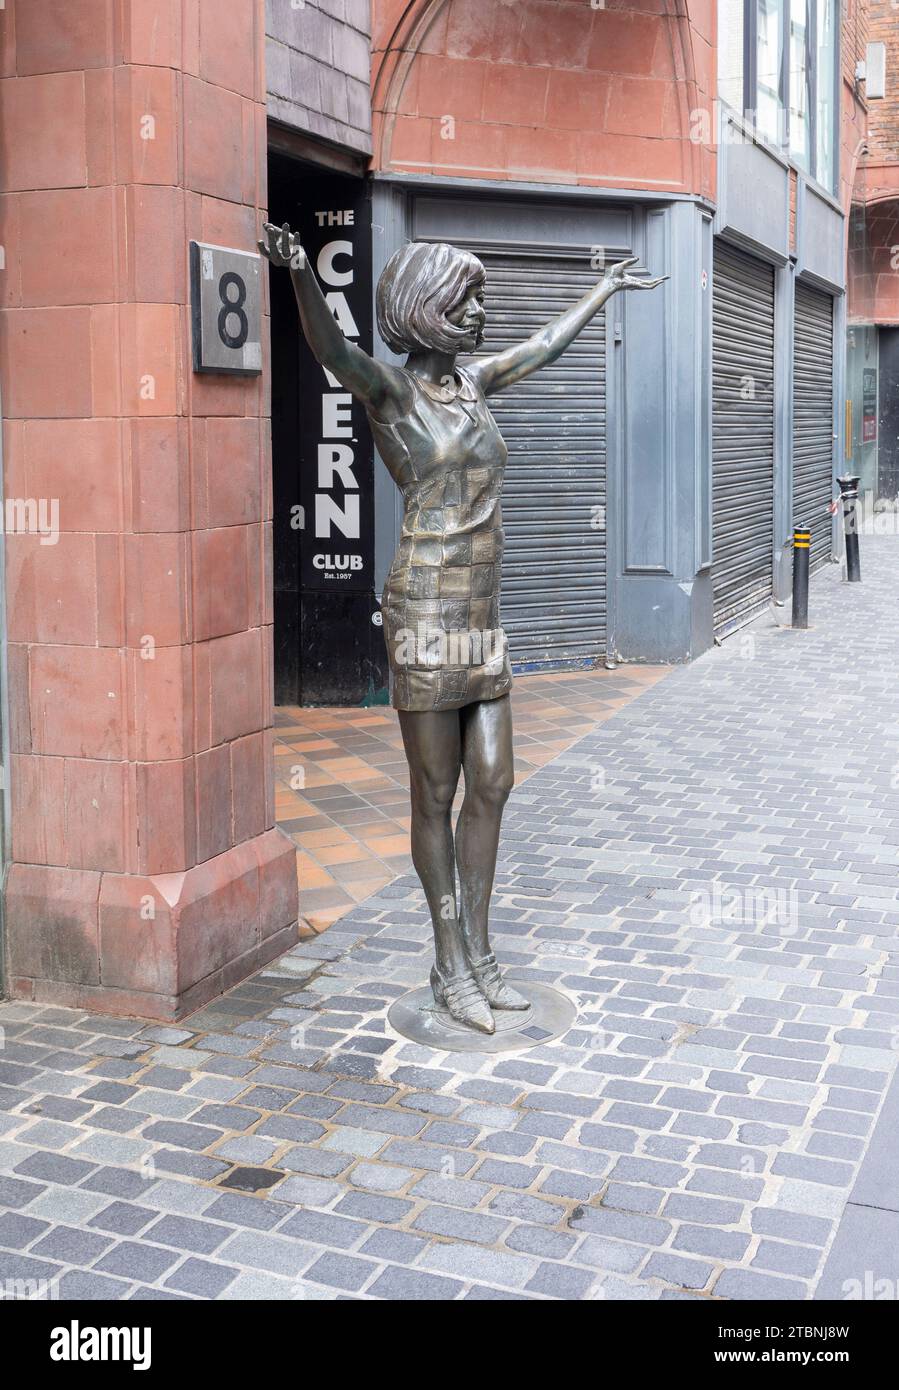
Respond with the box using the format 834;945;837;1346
127;1286;192;1301
88;1104;152;1134
89;1202;157;1237
662;1193;743;1226
81;1166;156;1199
140;1179;220;1215
505;1224;577;1260
419;1241;537;1290
257;1114;328;1144
189;1103;262;1130
540;1169;603;1202
412;1205;509;1245
771;1152;854;1187
30;1225;113;1265
320;1127;386;1158
14;1151;97;1185
752;1240;821;1278
22;1187;110;1225
144;1215;231;1255
644;1252;714;1290
672;1224;750;1260
58;1269;133;1300
367;1265;464;1301
0;1212;50;1249
715;1267;807;1300
218;1229;315;1278
280;1145;352;1177
0;1250;63;1288
570;1207;670;1247
95;1240;181;1282
601;1183;664;1216
349;1161;415;1193
489;1190;567;1224
278;1209;368;1249
213;1136;283;1165
332;1192;413;1224
203;1194;284;1231
133;1067;190;1092
305;1251;377;1292
381;1138;477;1174
219;1270;304;1300
164;1257;240;1297
409;1174;492;1209
270;1175;342;1207
610;1155;688;1188
141;1120;224;1151
750;1207;832;1246
474;1159;541;1189
526;1261;596;1299
359;1228;428;1264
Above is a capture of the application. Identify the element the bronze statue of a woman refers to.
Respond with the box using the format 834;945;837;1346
260;223;664;1035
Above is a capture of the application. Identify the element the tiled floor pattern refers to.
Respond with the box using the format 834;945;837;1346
274;665;670;934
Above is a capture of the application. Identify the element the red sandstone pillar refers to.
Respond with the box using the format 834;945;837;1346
0;0;297;1018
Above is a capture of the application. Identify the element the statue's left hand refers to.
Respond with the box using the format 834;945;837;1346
603;255;668;291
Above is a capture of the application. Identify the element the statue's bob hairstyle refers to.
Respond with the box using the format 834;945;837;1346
376;241;486;356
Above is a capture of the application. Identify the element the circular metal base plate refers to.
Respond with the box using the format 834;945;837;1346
387;981;576;1053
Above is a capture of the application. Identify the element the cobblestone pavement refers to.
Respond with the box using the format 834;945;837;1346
2;538;898;1302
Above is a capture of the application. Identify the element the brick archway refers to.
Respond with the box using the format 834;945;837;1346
371;0;712;197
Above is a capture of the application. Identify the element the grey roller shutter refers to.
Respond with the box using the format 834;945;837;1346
712;241;776;636
792;282;835;572
468;250;607;668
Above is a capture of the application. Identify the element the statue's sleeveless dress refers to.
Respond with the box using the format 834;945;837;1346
367;365;513;713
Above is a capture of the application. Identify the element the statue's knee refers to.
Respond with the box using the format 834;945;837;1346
412;775;456;817
471;765;514;808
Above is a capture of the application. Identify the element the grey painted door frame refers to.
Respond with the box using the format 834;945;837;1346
370;175;716;668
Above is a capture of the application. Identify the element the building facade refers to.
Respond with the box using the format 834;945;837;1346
845;0;899;507
0;0;885;1014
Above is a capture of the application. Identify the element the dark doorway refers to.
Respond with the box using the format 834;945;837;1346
267;150;388;706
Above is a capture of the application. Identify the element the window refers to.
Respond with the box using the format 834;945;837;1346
717;0;838;192
757;0;784;146
788;0;810;168
816;0;836;187
718;0;746;112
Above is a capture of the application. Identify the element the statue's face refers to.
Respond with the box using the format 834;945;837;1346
446;282;486;350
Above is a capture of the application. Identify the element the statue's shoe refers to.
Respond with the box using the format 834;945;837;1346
430;966;495;1033
468;952;530;1010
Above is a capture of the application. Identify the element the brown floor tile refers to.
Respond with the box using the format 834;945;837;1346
276;661;670;937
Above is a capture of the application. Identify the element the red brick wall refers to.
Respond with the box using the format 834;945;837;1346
840;0;870;215
0;0;297;1016
372;0;716;200
866;0;899;169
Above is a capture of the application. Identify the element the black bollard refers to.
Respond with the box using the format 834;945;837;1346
792;527;810;629
837;474;861;583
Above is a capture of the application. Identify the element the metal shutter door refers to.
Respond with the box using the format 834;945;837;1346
793;282;834;573
712;242;776;636
469;251;607;668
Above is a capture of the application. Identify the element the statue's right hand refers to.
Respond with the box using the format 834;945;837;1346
258;221;306;270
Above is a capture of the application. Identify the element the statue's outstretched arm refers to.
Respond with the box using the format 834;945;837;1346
259;222;412;417
468;256;667;397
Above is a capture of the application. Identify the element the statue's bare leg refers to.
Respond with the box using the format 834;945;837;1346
397;708;467;977
456;696;529;1008
398;706;497;1032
